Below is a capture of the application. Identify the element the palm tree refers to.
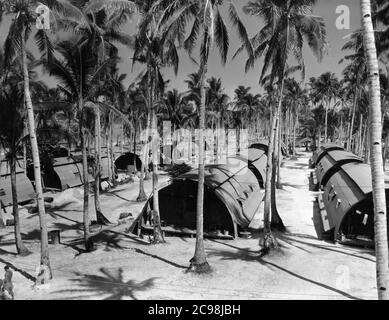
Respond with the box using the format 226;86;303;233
241;0;327;251
130;0;187;244
0;80;30;256
159;0;253;272
284;79;308;156
2;0;88;283
126;84;149;201
43;38;120;250
309;73;340;144
361;0;389;300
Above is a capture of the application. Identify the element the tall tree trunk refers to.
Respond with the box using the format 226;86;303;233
121;121;124;154
94;107;110;225
324;101;329;143
318;127;322;149
133;123;138;172
383;135;389;172
81;123;93;251
361;0;389;300
106;129;112;183
21;30;52;283
190;57;211;273
262;106;279;251
109;116;115;182
10;157;29;255
348;89;358;151
293;112;298;157
151;65;164;244
276;112;282;188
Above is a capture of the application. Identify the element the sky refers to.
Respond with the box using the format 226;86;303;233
0;0;361;98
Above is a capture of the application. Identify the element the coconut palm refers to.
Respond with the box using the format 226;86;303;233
361;0;389;300
240;0;327;251
2;0;89;283
43;38;121;250
125;84;149;201
158;0;253;272
309;73;340;144
0;80;30;256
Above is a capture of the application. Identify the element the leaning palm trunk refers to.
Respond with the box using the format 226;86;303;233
94;107;110;225
361;0;389;300
190;59;211;273
21;30;52;283
10;157;29;255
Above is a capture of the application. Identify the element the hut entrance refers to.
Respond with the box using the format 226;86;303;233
151;180;235;236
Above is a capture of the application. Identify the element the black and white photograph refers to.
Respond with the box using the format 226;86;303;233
0;0;389;304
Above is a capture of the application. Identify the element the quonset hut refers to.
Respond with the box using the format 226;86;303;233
0;160;35;207
313;149;363;191
319;162;389;243
135;148;267;239
250;139;287;156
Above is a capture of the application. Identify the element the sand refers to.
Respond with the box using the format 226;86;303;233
0;151;378;300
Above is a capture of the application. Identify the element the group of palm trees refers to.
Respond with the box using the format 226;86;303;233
0;0;389;299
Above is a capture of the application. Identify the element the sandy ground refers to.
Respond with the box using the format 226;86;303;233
0;150;378;300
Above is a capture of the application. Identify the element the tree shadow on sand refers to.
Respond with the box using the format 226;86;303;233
0;257;36;282
207;242;362;300
54;267;157;300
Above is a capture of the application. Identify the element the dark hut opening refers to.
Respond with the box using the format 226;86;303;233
146;179;235;236
114;152;142;172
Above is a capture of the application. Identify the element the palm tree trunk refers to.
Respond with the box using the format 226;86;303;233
262;106;279;251
361;0;389;300
79;107;92;251
94;107;110;225
109;116;115;182
276;112;282;188
106;129;112;182
318;127;322;149
190;57;211;273
348;89;358;151
21;30;52;283
10;157;29;255
383;135;388;172
137;121;147;203
151;65;164;244
324;101;329;143
293;112;298;157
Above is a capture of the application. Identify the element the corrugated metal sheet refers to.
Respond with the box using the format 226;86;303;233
138;151;265;238
315;150;363;189
312;144;344;166
250;139;287;156
322;162;389;239
0;161;35;206
51;157;83;189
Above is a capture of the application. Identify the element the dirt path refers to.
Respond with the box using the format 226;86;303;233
0;151;378;300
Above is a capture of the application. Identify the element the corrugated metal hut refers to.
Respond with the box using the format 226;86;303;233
315;150;363;190
321;162;389;242
137;156;264;238
0;160;35;206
